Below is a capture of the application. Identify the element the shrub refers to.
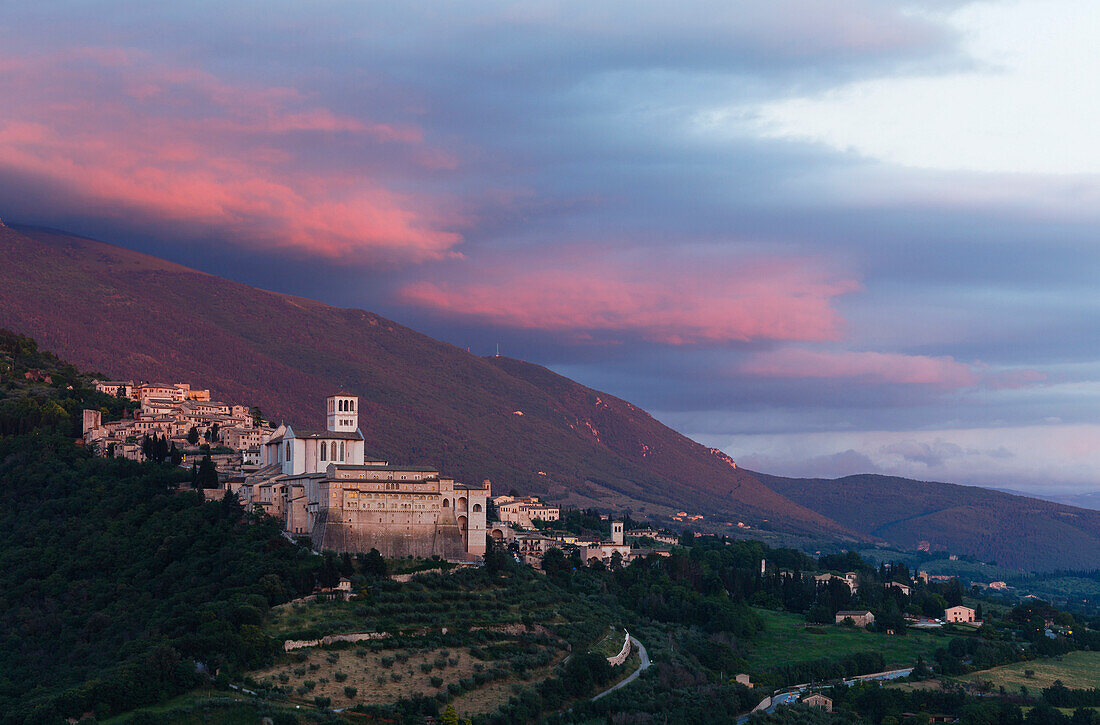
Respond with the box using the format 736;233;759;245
293;667;306;676
344;685;358;698
278;673;289;683
430;676;444;688
303;680;316;691
380;656;395;668
334;672;348;682
420;663;434;673
308;663;320;671
314;695;332;708
391;672;403;682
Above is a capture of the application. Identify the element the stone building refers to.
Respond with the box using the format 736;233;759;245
493;495;560;528
835;610;875;627
249;394;490;560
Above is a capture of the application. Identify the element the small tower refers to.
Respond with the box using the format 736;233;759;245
326;393;359;432
612;520;624;546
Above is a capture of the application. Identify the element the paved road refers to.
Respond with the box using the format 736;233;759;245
736;667;915;723
591;637;650;701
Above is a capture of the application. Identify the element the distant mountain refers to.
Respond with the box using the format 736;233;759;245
994;488;1100;512
0;224;849;538
757;473;1100;571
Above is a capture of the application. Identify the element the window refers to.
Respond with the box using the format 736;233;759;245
339;442;345;461
321;442;327;460
473;503;482;512
285;442;292;461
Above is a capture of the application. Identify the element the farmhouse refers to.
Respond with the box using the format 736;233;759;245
945;605;976;623
802;694;833;712
835;610;875;627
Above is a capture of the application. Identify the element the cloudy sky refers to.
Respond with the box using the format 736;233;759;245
3;1;1099;496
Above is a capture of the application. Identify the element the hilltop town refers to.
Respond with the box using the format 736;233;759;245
82;379;673;566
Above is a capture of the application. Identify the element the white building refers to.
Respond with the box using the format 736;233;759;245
260;394;366;475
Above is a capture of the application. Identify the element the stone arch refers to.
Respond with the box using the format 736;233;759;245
442;498;449;508
457;496;468;512
458;515;468;548
490;528;503;540
473;503;482;513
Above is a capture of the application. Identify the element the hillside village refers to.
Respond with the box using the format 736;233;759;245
82;379;673;566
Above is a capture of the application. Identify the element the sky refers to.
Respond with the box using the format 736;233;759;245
2;0;1099;497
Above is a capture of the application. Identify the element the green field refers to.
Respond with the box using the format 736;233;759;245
959;651;1100;691
746;609;944;671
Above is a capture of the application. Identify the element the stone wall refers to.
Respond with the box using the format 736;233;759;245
607;631;631;666
283;631;389;652
311;509;467;559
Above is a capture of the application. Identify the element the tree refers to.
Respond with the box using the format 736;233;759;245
186;426;199;445
356;548;387;578
441;704;460;725
195;455;219;489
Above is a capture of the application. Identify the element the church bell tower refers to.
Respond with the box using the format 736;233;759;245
326;393;359;432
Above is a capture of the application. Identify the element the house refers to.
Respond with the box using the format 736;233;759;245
885;581;912;596
802;694;833;712
945;605;976;623
815;571;860;593
735;674;753;688
835;610;875;627
493;495;560;528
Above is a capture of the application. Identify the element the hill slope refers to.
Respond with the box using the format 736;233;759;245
757;473;1100;571
0;223;848;537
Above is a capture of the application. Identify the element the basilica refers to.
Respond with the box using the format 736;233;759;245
244;394;489;560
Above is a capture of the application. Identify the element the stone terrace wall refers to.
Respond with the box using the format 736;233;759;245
607;631;631;666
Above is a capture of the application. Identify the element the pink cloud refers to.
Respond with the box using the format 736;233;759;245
0;49;461;262
739;348;1046;390
399;253;858;345
740;349;979;387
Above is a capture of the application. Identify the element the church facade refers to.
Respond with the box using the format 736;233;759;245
249;394;489;560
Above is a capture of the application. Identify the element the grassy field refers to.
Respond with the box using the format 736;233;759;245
746;609;945;671
958;651;1100;691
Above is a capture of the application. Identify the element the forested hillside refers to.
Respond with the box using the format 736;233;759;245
0;433;323;724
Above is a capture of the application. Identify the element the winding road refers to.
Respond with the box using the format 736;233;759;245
591;636;650;701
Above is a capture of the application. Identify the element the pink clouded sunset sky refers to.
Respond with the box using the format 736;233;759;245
2;1;1099;499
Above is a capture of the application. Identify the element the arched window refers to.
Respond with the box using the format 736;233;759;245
442;499;449;508
473;503;482;512
339;442;345;461
321;442;327;460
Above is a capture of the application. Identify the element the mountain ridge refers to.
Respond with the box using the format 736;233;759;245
758;472;1100;571
0;223;849;538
